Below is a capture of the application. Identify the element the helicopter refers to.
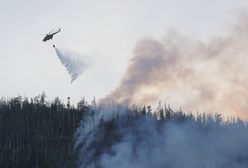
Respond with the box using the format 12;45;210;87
42;28;61;42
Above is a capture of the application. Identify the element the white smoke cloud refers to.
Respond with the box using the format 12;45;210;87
101;14;248;119
54;46;87;83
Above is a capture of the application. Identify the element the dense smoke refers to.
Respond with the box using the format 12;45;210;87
74;105;248;168
102;14;248;119
75;13;248;168
54;46;87;83
99;119;248;168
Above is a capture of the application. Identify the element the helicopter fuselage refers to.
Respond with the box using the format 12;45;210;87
42;28;61;42
43;34;54;42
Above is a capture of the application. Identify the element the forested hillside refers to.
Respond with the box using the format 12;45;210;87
1;93;248;168
0;93;87;168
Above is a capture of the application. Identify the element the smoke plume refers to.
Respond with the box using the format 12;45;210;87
102;14;248;119
75;13;248;168
54;46;87;83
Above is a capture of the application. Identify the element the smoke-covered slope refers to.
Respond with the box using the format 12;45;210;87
74;105;248;168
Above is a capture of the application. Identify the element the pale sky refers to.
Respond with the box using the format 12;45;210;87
0;0;248;103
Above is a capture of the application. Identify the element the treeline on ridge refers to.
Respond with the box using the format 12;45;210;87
0;92;91;168
0;93;247;168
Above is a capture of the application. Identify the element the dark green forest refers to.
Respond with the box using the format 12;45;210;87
0;93;87;168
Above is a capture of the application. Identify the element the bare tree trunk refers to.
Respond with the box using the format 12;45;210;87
16;135;19;162
12;138;15;163
45;137;48;162
36;149;39;168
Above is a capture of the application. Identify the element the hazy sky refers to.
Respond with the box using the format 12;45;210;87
0;0;248;103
